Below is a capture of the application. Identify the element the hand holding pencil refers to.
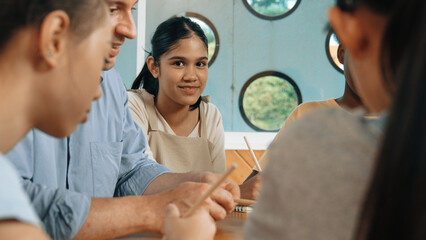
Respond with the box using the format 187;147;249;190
163;164;238;240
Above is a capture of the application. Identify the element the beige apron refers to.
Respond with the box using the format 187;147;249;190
141;92;215;173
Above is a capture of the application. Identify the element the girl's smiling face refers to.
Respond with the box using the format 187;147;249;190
150;35;208;109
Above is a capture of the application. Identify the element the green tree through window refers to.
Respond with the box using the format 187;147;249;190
242;75;299;131
247;0;297;16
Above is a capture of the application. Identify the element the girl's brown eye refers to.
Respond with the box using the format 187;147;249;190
197;62;207;67
173;61;184;67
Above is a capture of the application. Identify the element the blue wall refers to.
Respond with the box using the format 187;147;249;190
116;0;345;131
115;9;138;88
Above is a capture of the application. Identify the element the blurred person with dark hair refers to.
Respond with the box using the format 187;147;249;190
0;0;111;238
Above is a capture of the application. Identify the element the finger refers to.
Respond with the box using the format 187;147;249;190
214;177;240;199
166;203;181;219
192;206;214;220
219;177;240;199
209;188;235;214
205;198;227;221
225;181;241;199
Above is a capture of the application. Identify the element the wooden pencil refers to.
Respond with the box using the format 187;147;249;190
234;198;256;206
243;136;263;172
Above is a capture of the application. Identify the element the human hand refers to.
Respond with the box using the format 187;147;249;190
164;203;216;240
198;172;240;213
151;181;230;233
239;174;262;200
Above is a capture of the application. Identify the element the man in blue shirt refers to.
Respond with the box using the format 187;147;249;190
7;1;239;239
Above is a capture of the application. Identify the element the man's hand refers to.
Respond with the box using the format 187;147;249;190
149;181;234;233
197;172;241;199
75;172;240;239
196;172;241;214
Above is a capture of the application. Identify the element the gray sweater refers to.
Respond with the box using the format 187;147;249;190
244;108;386;240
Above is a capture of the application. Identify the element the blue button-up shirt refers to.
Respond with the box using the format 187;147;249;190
7;68;171;239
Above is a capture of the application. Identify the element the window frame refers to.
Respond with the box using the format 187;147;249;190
175;12;220;67
325;29;344;74
242;0;302;21
239;71;302;132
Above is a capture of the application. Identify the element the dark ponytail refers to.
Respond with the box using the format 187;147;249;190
0;0;107;53
131;16;208;111
132;58;159;94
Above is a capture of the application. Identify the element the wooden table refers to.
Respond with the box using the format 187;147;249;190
118;212;248;240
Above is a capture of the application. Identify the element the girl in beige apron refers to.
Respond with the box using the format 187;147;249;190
137;89;222;173
128;17;226;174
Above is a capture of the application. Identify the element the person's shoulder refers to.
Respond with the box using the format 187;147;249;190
0;155;24;189
202;100;222;119
269;107;379;169
203;100;219;112
293;107;358;128
283;99;334;129
0;155;40;226
102;67;121;79
127;89;151;114
304;107;384;132
0;154;17;177
295;99;337;112
101;67;126;96
286;107;379;142
102;68;123;83
128;89;154;103
127;89;143;100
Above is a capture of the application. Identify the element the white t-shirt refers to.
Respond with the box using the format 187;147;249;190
0;154;40;226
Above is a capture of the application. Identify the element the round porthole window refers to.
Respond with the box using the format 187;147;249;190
239;71;302;132
176;12;220;66
243;0;301;20
326;30;344;73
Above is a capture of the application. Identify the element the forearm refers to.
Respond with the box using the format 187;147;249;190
144;172;202;195
74;196;162;240
75;179;239;240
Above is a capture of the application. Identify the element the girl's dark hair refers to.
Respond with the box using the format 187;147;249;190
340;0;426;239
0;0;107;53
131;16;208;111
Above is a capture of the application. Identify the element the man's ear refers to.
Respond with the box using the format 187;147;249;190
38;10;70;67
146;56;159;78
329;7;367;59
